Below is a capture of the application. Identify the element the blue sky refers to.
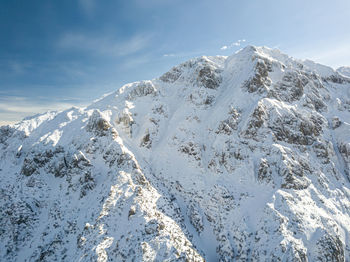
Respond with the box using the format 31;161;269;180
1;0;350;125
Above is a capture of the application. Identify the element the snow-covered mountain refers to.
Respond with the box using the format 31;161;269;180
338;67;350;78
1;46;350;261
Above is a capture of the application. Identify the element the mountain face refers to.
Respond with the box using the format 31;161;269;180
1;46;350;261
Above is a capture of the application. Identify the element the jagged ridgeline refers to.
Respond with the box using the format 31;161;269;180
1;46;350;261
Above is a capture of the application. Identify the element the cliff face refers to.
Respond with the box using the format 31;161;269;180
1;46;350;261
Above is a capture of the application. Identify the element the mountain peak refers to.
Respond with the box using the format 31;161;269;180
1;46;350;261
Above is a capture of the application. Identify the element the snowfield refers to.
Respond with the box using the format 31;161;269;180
1;46;350;261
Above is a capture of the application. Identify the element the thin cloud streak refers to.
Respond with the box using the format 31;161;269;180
57;33;152;57
78;0;96;17
161;50;208;59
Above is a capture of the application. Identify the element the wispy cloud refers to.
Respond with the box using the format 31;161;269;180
220;39;246;50
161;50;206;59
121;54;154;69
9;61;27;74
78;0;96;17
58;33;152;57
132;0;174;8
0;61;33;75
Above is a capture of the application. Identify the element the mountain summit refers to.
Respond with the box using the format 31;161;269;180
1;46;350;261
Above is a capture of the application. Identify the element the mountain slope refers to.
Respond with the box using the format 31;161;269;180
338;66;350;78
1;46;350;261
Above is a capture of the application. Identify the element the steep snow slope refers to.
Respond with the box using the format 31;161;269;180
1;46;350;261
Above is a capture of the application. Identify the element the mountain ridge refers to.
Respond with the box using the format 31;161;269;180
1;45;350;261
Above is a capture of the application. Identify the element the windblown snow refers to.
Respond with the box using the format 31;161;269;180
1;46;350;261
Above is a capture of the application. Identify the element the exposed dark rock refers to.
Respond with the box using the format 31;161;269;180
269;71;307;102
145;219;159;234
86;110;111;136
243;58;272;93
323;74;350;84
257;158;272;183
140;132;151;148
268;111;324;146
128;206;136;218
187;202;204;234
316;234;344;262
313;140;333;164
160;66;182;83
179;142;201;162
127;81;157;100
197;66;222;89
0;126;16;144
21;157;38;176
243;103;267;139
79;171;95;198
216;108;241;135
331;117;341;129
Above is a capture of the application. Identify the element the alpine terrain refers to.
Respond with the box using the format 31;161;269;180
1;46;350;261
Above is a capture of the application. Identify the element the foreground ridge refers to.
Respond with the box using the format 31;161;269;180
1;46;350;261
